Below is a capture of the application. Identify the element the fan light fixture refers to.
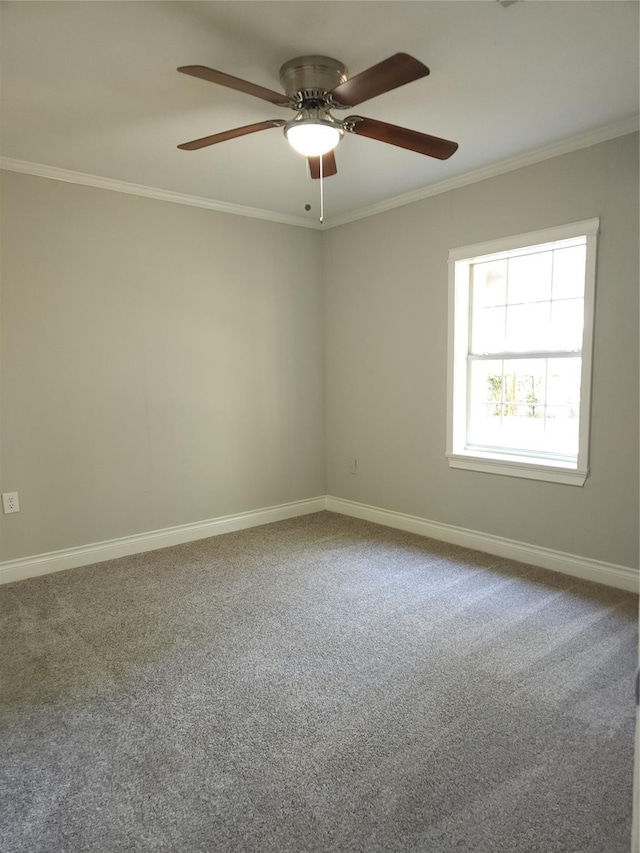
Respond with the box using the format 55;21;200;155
284;114;343;157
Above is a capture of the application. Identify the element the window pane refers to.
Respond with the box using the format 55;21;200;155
507;252;552;304
469;359;503;406
468;360;503;446
546;358;581;409
552;245;586;299
545;406;579;456
467;401;503;447
472;260;507;307
467;356;582;457
503;359;546;415
505;302;550;351
471;306;506;353
550;298;584;350
499;406;546;451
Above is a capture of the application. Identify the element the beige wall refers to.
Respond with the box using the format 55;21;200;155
324;133;639;568
0;173;325;560
2;133;638;569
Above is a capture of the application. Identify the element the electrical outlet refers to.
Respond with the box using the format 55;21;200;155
348;458;357;475
2;492;19;514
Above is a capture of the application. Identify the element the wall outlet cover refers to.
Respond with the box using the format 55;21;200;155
2;492;20;514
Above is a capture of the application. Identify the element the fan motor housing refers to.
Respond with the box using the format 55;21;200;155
279;56;347;98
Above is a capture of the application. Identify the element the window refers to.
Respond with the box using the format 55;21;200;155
447;219;598;486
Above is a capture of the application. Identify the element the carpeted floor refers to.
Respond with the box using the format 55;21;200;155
1;511;637;853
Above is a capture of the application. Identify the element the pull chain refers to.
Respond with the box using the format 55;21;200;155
319;154;324;224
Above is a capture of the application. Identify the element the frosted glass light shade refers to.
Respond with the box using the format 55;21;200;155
285;122;342;157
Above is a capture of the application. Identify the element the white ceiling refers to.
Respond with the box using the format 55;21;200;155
1;1;638;227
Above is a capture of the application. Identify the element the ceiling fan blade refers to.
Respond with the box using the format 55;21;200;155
178;65;289;106
331;54;429;107
308;150;338;179
178;120;285;150
345;116;458;160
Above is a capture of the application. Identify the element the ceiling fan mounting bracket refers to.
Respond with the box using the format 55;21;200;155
279;55;347;101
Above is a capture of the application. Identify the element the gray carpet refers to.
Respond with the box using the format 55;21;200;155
1;511;637;853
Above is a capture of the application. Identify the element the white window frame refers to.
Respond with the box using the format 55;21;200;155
446;218;599;486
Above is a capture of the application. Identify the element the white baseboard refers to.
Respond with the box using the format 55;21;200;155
0;497;326;585
2;494;638;593
325;496;640;593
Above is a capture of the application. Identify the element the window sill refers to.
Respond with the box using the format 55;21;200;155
446;452;588;486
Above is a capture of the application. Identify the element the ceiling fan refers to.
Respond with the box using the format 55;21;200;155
177;53;458;178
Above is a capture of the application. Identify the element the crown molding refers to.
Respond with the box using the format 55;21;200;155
323;116;640;228
1;116;637;230
0;158;322;230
